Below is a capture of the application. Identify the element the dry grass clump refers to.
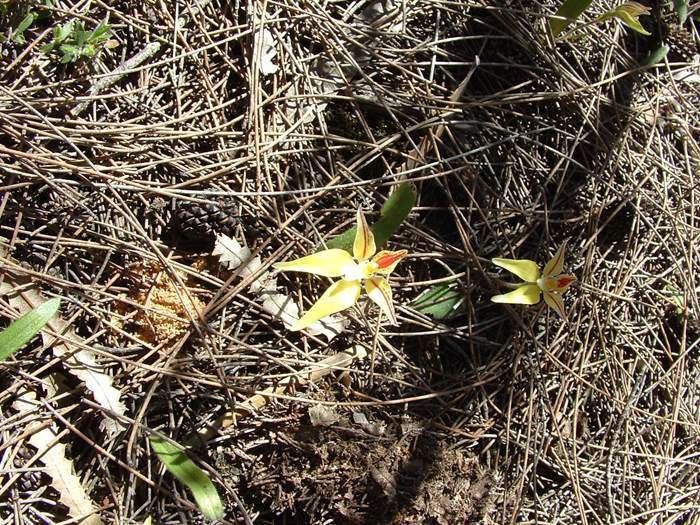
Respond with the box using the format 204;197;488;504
1;0;699;523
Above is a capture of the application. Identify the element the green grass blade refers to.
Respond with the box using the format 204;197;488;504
150;436;224;520
550;0;594;36
0;298;60;362
324;182;416;252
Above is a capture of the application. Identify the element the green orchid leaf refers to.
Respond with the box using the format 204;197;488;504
549;0;594;37
325;182;416;252
12;12;36;43
641;44;669;65
0;298;60;362
150;436;224;520
411;283;466;320
674;0;688;24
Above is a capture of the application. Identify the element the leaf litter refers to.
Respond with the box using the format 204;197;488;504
1;247;126;436
213;232;347;340
13;378;101;525
1;0;699;522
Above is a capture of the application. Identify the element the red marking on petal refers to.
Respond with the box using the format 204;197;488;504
557;276;574;288
376;250;406;269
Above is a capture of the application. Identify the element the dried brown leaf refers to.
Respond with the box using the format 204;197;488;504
13;381;102;525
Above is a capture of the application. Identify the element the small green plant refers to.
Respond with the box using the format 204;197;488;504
664;284;687;320
549;0;594;36
598;2;652;36
0;298;60;362
1;1;53;44
40;16;116;63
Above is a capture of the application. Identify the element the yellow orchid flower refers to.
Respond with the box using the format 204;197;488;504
273;209;408;331
491;242;576;319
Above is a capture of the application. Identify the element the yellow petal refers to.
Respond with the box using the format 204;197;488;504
543;291;567;320
491;284;541;305
292;279;362;330
365;277;397;325
273;249;354;277
371;250;408;275
492;258;540;282
543;241;567;278
353;208;376;261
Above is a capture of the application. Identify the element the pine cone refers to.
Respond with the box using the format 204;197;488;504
172;200;238;241
665;25;697;62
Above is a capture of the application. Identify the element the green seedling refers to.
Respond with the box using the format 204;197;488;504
550;0;594;37
663;285;687;319
0;298;61;362
150;435;224;520
1;1;54;44
598;2;652;36
41;16;117;63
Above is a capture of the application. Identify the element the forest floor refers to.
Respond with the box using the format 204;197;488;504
1;0;699;523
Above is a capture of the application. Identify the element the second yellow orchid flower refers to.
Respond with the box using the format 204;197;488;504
491;242;576;319
273;209;407;331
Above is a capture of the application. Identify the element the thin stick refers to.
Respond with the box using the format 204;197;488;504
71;42;161;116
